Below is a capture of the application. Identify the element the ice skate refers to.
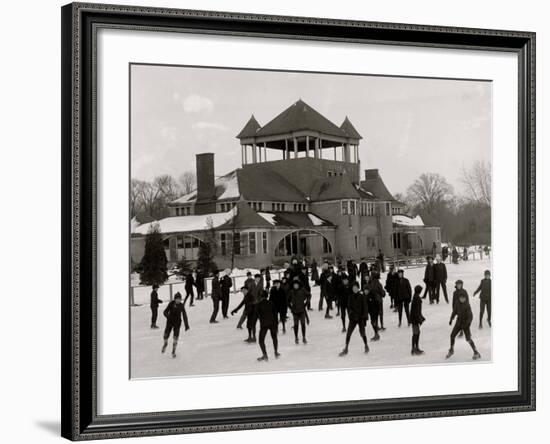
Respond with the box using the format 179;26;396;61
371;333;380;342
325;314;333;319
161;342;168;353
295;337;299;345
275;352;281;359
339;348;349;357
473;351;481;360
257;355;268;362
445;348;454;359
171;352;176;358
302;337;308;344
415;348;425;355
364;345;370;354
341;327;346;333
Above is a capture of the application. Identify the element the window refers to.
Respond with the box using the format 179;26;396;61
177;236;184;249
392;232;402;249
294;203;298;212
327;171;334;177
350;200;357;215
271;202;276;211
262;232;268;253
281;203;286;211
385;202;391;216
341;200;349;215
249;232;257;255
233;232;241;255
220;233;227;255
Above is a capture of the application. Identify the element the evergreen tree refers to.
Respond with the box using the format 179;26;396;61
197;217;218;274
139;224;168;286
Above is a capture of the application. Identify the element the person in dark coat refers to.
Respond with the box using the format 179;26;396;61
195;269;205;300
376;249;386;273
441;245;449;262
287;257;302;282
462;247;469;261
395;269;412;327
183;273;196;307
410;285;426;355
318;263;330;311
446;280;481;360
337;276;352;332
209;270;221;324
310;259;319;285
288;280;310;344
220;271;233;318
434;256;449;303
255;290;280;361
161;292;189;358
323;273;336;319
231;286;257;342
422;256;436;303
339;282;369;356
269;280;288;333
237;272;256;329
359;260;369;284
149;284;163;329
473;270;492;328
264;267;271;290
347;259;359;284
452;247;459;264
367;273;386;339
385;264;399;309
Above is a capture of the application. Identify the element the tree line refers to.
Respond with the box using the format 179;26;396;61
394;160;491;245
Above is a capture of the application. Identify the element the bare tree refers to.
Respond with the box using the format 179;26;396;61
130;179;147;217
406;173;454;214
154;174;181;202
460;160;491;206
179;171;197;195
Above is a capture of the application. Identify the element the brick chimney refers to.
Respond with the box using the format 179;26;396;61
196;153;215;201
364;169;379;180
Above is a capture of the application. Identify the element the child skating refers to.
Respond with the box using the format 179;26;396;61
473;270;492;328
410;285;426;355
339;282;369;356
161;292;190;358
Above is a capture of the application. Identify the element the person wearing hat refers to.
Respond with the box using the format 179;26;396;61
473;270;492;328
395;269;412;327
256;290;280;361
337;275;352;332
220;270;233;319
339;282;369;356
288;279;310;345
447;281;481;360
451;279;469;337
209;270;221;324
366;271;386;339
183;271;196;307
410;285;426;355
149;284;163;329
269;279;288;333
422;256;436;303
434;255;449;304
231;286;257;342
161;292;190;358
385;264;399;310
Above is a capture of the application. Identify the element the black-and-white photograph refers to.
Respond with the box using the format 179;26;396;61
129;64;492;379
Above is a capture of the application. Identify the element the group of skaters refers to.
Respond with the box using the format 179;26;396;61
150;253;492;362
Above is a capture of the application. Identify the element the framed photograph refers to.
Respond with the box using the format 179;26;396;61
61;2;536;440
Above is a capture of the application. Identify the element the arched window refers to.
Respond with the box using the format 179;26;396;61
275;230;333;257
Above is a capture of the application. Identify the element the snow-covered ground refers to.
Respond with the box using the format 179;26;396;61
130;259;492;379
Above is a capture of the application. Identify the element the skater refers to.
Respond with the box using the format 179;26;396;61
183;272;196;306
288;279;310;345
324;273;336;319
395;269;412;327
434;255;449;303
231;286;257;342
256;290;280;361
149;284;163;329
195;269;205;300
446;281;481;360
462;247;469;261
359;260;369;284
422;256;436;303
161;292;190;358
209;270;221;324
385;264;399;309
339;282;369;356
473;270;492;328
337;275;352;332
410;285;426;355
220;270;233;318
452;247;459;264
318;263;330;310
310;259;319;285
237;272;256;329
265;266;271;290
441;245;449;262
269;279;288;333
376;249;386;273
367;272;386;338
347;258;359;283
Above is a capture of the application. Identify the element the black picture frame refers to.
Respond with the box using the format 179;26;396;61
61;2;536;440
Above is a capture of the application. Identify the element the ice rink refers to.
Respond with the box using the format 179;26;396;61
130;259;492;379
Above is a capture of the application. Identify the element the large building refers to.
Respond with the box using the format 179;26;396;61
131;99;441;268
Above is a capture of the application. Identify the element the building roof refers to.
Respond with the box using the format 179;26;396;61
340;117;362;139
360;169;397;202
236;115;261;139
308;175;361;201
170;167;308;205
254;99;348;139
257;211;334;228
132;209;237;235
392;214;425;227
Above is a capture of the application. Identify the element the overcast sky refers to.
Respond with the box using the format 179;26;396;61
131;64;491;195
